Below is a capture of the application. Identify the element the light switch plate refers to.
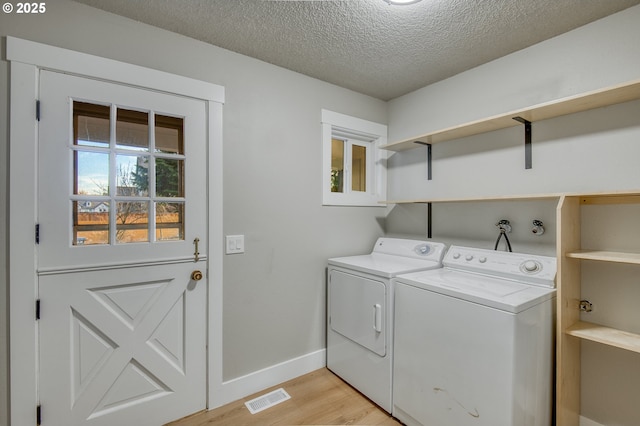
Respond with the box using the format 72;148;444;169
226;235;245;254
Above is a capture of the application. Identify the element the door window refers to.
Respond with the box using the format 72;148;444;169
72;102;185;246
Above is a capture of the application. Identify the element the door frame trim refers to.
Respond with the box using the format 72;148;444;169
7;36;225;425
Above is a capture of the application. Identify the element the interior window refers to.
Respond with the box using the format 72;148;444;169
322;109;387;206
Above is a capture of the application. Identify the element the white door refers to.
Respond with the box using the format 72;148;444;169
37;70;208;425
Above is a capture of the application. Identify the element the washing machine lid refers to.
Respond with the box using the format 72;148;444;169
396;268;556;313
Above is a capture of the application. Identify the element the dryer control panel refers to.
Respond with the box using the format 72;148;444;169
444;245;557;288
373;237;446;261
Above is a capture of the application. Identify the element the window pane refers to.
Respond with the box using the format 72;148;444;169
116;155;149;196
116;201;149;243
116;108;149;151
73;200;110;245
156;202;184;241
74;102;110;148
155;115;184;155
331;138;344;193
156;158;183;197
75;151;109;195
351;145;367;192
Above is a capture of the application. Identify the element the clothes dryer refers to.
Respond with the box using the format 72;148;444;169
327;237;446;413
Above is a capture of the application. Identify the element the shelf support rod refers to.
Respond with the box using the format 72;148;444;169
414;141;432;180
427;202;432;238
513;117;532;169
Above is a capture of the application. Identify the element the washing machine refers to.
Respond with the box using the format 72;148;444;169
393;245;556;426
327;237;446;413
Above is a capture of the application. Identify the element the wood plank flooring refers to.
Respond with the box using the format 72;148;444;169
166;368;402;426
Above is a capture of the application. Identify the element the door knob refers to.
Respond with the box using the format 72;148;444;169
191;270;203;281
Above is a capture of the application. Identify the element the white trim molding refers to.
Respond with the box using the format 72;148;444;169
6;37;224;103
7;37;224;425
580;417;606;426
218;349;326;407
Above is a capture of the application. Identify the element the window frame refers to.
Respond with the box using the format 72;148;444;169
321;109;387;206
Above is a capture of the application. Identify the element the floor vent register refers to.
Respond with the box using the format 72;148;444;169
244;388;291;414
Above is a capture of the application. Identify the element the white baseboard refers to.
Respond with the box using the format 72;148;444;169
580;416;605;426
213;349;326;408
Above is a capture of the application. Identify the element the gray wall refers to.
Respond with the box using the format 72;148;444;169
0;2;387;424
386;5;640;425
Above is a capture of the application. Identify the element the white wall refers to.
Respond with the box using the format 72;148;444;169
386;5;640;425
0;2;387;424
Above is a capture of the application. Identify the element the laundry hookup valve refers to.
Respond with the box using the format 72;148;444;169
531;220;545;236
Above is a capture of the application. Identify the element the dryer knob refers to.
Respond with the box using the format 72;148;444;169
465;255;474;261
415;244;431;255
453;252;461;259
479;257;487;263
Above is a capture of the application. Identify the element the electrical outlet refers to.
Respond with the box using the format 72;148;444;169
226;235;245;254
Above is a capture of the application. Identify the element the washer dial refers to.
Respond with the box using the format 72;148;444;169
521;260;542;273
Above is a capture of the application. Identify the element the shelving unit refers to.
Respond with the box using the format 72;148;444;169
556;191;640;426
380;78;640;425
380;79;640;152
383;190;640;425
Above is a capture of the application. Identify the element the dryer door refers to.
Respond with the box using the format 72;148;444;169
329;269;386;356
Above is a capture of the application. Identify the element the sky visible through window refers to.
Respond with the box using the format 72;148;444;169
76;140;145;195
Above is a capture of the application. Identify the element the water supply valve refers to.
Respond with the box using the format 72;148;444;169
496;219;512;233
532;220;545;236
494;220;513;252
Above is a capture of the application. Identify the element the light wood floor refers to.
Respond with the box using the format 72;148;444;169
166;368;402;426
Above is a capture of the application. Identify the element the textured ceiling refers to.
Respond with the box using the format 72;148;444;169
71;0;640;100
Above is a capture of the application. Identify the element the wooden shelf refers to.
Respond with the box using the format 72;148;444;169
381;79;640;152
381;193;562;204
566;321;640;354
579;193;640;205
382;189;640;206
566;250;640;265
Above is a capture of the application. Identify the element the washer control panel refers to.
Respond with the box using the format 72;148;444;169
444;245;557;287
